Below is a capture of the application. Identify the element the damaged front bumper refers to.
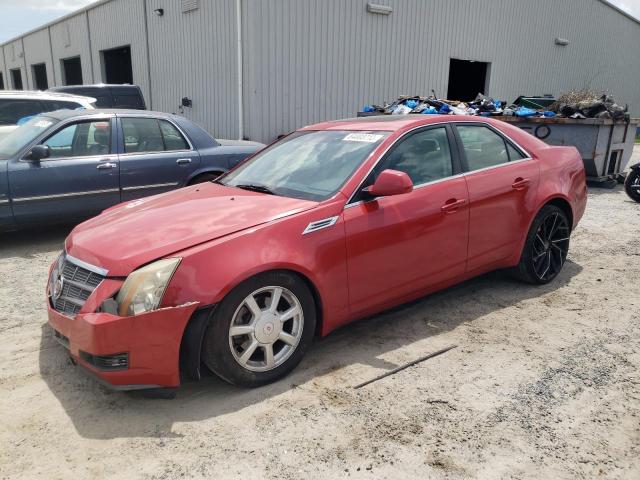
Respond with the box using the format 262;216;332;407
47;297;199;390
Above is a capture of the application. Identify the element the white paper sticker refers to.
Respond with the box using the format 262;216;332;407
343;133;384;143
33;120;53;128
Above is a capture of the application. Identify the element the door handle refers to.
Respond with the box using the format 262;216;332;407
176;158;192;165
97;162;117;170
512;177;531;190
441;198;467;213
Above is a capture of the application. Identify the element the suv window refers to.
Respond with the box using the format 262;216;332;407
43;120;111;158
0;99;44;126
371;127;453;186
122;117;189;153
457;125;524;171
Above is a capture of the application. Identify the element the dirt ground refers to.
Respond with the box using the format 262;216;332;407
1;148;639;480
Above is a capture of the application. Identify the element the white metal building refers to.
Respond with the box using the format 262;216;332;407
1;0;639;143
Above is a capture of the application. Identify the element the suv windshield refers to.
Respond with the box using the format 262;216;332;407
220;130;389;201
0;116;58;159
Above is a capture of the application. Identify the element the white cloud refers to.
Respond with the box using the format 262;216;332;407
0;0;96;12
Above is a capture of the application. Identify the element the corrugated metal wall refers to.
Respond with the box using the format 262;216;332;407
22;29;54;89
242;0;640;142
87;0;150;103
146;0;239;139
1;0;639;143
49;13;94;85
2;39;27;89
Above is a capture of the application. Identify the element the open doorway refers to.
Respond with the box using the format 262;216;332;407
32;63;48;90
0;72;4;90
62;57;83;85
10;69;23;90
447;59;490;101
101;45;133;84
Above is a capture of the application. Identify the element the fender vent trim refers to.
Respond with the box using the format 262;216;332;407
303;216;339;235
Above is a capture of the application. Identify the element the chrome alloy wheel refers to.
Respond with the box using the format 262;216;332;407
228;286;304;372
532;211;570;281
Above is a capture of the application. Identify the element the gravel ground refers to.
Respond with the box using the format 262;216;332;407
0;148;639;480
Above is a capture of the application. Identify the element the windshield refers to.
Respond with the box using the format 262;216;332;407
220;130;389;201
0;116;58;159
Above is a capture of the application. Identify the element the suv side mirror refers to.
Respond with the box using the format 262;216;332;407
27;145;51;162
363;169;413;197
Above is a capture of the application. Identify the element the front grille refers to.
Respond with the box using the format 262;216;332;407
52;257;105;316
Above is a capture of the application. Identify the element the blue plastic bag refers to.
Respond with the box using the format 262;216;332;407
438;104;451;114
515;107;537;117
405;99;419;109
422;106;438;115
543;111;556;117
363;105;375;113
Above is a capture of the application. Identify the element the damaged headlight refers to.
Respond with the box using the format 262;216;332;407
115;258;181;316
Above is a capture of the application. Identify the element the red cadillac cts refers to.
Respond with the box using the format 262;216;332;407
47;115;587;392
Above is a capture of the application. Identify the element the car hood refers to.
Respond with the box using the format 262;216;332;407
65;183;318;276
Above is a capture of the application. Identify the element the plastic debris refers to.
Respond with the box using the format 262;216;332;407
361;89;629;121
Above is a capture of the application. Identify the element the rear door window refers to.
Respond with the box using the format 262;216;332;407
122;117;189;153
457;125;512;171
159;120;189;150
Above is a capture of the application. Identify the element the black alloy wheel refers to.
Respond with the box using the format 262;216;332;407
515;205;570;284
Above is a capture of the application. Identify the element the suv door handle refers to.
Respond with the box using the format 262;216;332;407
97;162;117;170
441;198;467;213
512;177;531;190
176;158;192;165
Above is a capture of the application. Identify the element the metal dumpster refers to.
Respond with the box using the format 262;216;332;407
495;116;639;186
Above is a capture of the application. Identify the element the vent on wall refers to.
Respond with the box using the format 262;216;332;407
182;0;199;13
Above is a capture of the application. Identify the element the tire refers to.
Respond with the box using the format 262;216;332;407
202;271;316;387
514;205;571;285
624;169;640;203
188;172;222;185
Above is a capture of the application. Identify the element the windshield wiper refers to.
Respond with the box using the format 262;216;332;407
234;183;275;195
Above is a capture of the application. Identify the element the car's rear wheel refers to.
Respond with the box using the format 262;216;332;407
202;271;316;387
624;169;640;203
514;205;570;284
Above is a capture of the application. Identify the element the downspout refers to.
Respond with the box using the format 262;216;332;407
47;26;57;85
21;37;29;89
236;0;244;140
1;46;7;89
85;10;95;82
142;0;153;109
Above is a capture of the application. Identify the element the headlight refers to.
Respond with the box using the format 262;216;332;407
115;258;181;316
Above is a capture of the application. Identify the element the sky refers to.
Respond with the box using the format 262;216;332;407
0;0;639;43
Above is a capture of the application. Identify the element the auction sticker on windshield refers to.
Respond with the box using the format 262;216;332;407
343;133;384;143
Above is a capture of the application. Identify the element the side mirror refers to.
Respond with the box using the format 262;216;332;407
363;169;413;197
27;145;51;162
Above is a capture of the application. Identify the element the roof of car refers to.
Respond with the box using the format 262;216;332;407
0;90;96;103
40;108;178;120
49;84;141;90
302;114;466;132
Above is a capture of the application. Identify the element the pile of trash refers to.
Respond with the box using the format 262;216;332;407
548;90;628;120
363;93;507;117
362;90;629;121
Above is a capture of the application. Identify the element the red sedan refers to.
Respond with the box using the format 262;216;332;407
47;115;587;391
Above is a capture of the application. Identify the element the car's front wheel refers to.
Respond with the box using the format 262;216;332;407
202;271;316;387
514;205;571;284
624;169;640;203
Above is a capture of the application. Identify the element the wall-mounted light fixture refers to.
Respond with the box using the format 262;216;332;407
554;37;570;46
367;3;393;15
154;8;164;16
